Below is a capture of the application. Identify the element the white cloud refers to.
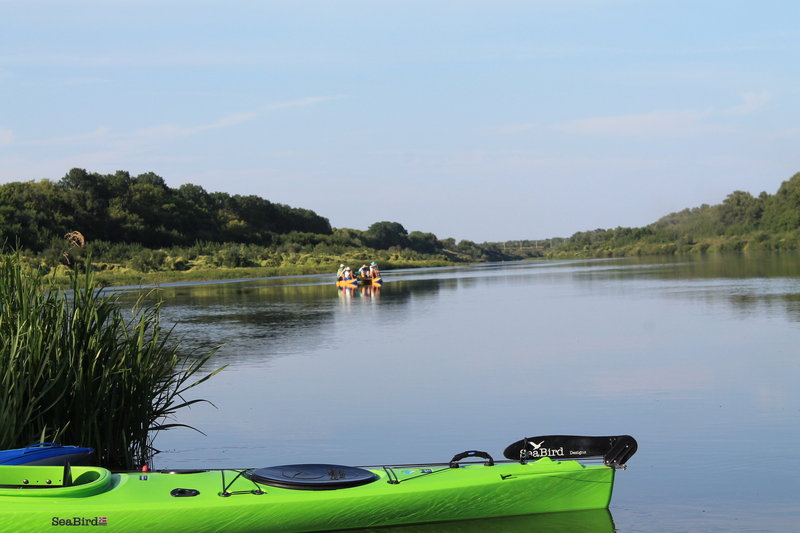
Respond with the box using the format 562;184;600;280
259;96;342;112
18;96;339;151
25;127;110;147
133;112;258;140
488;93;773;140
484;122;540;135
774;126;800;138
62;77;113;86
556;109;712;137
134;96;340;141
134;96;343;140
721;91;771;116
0;129;13;146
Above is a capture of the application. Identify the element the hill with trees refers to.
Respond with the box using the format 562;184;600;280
544;171;800;257
0;168;332;252
2;168;800;283
0;168;523;281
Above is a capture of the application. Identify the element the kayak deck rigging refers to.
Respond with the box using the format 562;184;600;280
0;435;636;532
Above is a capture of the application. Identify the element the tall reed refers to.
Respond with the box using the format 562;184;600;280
0;250;222;469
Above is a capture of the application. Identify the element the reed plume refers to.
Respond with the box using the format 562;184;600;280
0;248;222;469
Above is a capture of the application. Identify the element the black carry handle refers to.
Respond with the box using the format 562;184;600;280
503;435;638;468
449;450;494;468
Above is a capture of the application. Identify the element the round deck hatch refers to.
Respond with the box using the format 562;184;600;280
244;464;378;490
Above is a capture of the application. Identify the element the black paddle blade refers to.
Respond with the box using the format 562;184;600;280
503;435;638;468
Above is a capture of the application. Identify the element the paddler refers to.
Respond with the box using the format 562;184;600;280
369;261;380;278
336;263;346;281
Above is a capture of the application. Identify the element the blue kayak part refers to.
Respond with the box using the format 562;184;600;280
0;443;94;465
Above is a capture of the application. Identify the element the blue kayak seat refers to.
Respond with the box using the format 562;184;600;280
244;464;378;490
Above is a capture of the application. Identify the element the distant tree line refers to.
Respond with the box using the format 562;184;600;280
548;171;800;256
6;167;797;274
0;169;534;273
0;168;332;252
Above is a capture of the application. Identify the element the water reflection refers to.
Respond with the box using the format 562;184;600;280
113;274;455;366
142;284;336;365
337;284;381;302
543;254;800;323
110;256;800;377
121;255;800;531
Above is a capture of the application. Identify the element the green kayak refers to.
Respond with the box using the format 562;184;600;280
0;435;636;533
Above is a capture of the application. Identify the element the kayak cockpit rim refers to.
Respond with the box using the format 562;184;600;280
0;465;112;494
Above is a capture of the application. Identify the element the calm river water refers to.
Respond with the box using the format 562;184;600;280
117;255;800;532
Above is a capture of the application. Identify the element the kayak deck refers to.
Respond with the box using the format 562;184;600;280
0;443;94;466
0;458;614;532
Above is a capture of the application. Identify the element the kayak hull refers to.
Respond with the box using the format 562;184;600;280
358;276;382;286
335;279;357;287
0;458;615;532
0;444;93;466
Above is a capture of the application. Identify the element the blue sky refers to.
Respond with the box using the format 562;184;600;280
1;0;798;242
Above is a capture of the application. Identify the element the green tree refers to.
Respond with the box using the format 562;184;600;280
762;173;800;232
365;221;409;249
719;190;764;233
408;231;443;254
0;180;73;251
58;169;112;242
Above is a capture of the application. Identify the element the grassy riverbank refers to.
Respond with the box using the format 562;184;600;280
70;258;455;287
35;232;800;288
15;170;800;287
540;228;800;259
7;168;800;285
30;237;502;288
0;251;221;468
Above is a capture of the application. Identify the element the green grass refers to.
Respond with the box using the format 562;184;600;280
0;250;223;469
45;256;454;288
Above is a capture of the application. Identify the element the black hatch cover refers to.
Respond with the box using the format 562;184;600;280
244;464;378;490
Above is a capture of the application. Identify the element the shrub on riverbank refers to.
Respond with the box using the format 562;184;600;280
0;250;222;469
542;228;800;259
32;239;457;287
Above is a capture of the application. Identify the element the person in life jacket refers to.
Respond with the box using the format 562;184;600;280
336;264;346;281
357;264;369;278
369;261;380;278
343;267;354;280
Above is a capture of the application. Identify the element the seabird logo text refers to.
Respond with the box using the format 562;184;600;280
51;516;108;526
525;441;564;458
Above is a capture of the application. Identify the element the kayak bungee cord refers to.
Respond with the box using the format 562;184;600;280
220;469;265;497
0;434;637;532
383;465;450;485
382;449;496;485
